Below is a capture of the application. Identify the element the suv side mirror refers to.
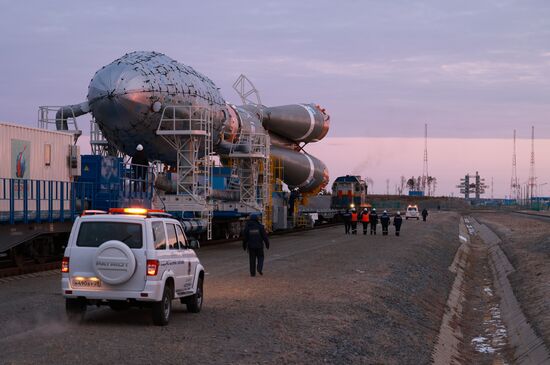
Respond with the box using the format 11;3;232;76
188;238;200;249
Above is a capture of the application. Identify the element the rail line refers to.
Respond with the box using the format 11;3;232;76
0;222;341;279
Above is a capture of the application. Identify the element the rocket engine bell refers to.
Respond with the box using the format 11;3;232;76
62;51;330;193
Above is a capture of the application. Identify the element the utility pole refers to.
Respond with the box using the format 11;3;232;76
510;129;519;200
528;126;537;200
491;177;494;199
386;179;390;195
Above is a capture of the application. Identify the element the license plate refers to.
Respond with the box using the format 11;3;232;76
71;278;101;288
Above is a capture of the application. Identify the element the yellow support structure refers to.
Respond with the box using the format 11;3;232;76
263;157;283;232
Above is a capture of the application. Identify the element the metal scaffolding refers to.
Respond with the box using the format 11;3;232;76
227;131;270;223
90;118;121;157
37;106;82;143
156;105;213;239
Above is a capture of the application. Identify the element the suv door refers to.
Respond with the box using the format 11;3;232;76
176;225;195;293
166;223;186;296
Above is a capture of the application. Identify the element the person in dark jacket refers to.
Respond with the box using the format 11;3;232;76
380;210;391;236
131;144;148;192
342;210;352;234
421;208;428;222
369;208;379;235
350;208;358;235
393;211;403;236
360;208;370;235
243;214;270;277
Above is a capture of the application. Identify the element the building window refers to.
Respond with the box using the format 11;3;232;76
44;144;51;166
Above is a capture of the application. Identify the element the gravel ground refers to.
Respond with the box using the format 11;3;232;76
0;212;460;365
474;212;550;348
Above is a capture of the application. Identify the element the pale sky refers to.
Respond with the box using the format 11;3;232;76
1;1;549;196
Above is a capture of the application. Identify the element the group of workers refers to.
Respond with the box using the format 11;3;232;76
342;208;404;236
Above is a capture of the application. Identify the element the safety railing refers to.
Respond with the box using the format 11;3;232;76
0;178;95;224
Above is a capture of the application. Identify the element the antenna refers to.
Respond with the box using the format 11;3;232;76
510;129;519;200
528;126;537;200
422;123;429;195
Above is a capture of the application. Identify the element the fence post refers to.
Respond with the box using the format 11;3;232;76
48;181;53;223
60;182;65;223
23;180;28;224
36;181;41;224
9;179;14;225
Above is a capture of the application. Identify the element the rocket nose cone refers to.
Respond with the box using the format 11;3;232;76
87;62;146;103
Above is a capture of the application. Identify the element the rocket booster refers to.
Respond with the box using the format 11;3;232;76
70;51;330;193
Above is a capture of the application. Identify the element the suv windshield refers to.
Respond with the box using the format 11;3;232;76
76;222;143;248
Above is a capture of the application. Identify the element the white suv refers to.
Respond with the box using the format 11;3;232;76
61;208;205;326
405;205;419;220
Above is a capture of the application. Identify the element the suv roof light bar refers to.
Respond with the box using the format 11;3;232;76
108;208;172;218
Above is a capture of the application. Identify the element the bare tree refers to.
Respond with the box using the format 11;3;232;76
406;177;416;191
399;176;406;195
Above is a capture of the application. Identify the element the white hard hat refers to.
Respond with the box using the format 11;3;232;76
383;210;387;213
397;211;401;215
136;144;144;151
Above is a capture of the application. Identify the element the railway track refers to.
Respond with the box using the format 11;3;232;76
0;222;342;279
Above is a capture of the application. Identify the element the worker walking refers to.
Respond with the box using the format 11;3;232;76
369;208;379;235
421;208;429;222
342;209;352;234
361;208;370;235
350;208;358;235
242;214;270;277
131;144;148;193
393;211;403;236
380;210;391;236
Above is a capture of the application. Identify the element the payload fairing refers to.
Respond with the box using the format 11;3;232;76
60;51;329;193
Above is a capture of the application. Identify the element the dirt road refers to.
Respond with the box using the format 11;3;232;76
0;212;460;365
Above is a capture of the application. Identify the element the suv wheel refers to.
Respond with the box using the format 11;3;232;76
66;298;86;322
186;276;204;313
152;284;172;326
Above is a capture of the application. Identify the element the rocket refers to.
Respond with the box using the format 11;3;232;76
58;51;329;193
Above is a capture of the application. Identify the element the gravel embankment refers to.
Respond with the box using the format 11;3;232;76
0;212;460;365
475;212;550;348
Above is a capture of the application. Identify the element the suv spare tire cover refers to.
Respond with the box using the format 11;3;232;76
93;240;137;285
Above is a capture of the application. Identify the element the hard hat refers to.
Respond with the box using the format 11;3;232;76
249;213;260;221
136;144;144;151
383;210;387;214
372;208;376;211
363;208;368;211
351;208;356;212
397;211;401;215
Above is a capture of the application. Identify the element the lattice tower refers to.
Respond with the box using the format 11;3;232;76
421;123;429;194
528;126;537;199
510;129;519;200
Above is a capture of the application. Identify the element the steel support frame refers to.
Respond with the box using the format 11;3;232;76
157;105;213;239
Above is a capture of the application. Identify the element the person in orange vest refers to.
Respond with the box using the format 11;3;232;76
361;208;370;235
350;208;358;235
